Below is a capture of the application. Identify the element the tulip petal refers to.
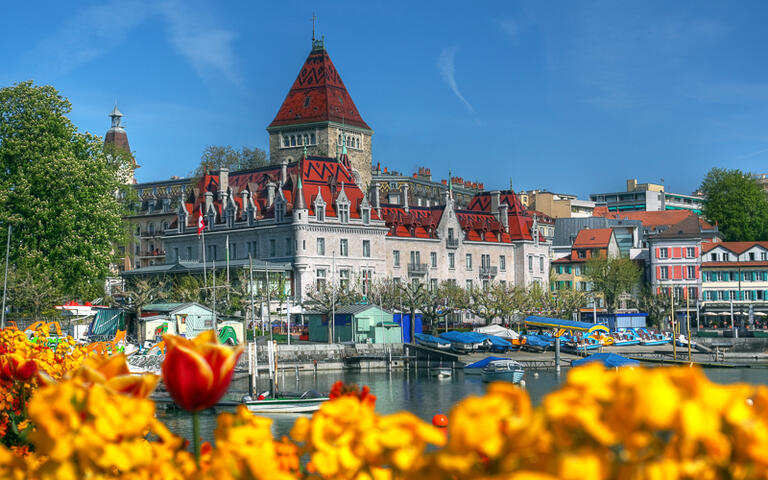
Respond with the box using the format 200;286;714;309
162;343;215;412
106;374;159;398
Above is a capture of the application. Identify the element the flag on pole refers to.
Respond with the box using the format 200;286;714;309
197;206;206;236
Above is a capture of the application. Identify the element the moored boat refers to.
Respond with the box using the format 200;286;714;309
243;390;328;413
481;360;525;384
414;333;452;350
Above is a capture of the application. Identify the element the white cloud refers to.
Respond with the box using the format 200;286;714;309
21;0;153;76
437;47;474;113
159;1;241;85
499;20;518;37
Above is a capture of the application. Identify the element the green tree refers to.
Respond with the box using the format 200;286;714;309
638;287;672;328
0;81;130;300
584;257;642;313
190;145;268;177
700;167;768;241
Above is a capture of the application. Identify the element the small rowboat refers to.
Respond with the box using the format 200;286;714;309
243;391;328;414
481;360;525;384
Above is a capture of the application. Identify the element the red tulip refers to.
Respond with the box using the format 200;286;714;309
161;331;243;412
0;353;38;381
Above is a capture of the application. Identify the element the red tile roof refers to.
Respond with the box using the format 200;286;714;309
268;45;370;130
701;261;768;267
702;241;768;254
182;156;378;228
594;209;715;231
572;228;613;249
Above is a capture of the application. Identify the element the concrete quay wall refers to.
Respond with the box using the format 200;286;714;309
696;336;768;353
250;343;405;372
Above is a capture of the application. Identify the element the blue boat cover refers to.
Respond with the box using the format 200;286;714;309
571;353;640;368
464;356;508;369
414;333;451;345
439;331;512;348
524;334;553;347
525;316;610;333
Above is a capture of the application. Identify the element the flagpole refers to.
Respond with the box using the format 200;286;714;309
212;260;217;332
249;254;256;341
226;234;230;305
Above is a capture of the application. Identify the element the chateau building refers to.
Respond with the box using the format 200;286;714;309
120;39;550;303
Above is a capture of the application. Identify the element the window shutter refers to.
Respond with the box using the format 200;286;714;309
656;266;661;279
694;247;699;257
674;266;682;279
656;248;660;258
673;247;682;258
695;266;700;279
656;287;661;295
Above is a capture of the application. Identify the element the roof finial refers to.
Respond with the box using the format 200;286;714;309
448;169;453;195
312;12;316;41
109;102;124;129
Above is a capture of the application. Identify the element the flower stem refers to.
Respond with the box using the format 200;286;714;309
192;412;201;465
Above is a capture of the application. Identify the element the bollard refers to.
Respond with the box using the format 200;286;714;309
554;336;561;374
313;359;318;376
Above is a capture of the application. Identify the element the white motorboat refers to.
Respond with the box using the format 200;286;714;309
243;391;328;413
481;360;525;384
430;367;452;378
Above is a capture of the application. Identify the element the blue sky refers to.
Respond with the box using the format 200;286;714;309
2;0;767;198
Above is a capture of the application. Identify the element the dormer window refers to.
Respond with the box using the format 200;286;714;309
276;202;285;223
362;207;370;225
338;204;349;223
316;206;325;222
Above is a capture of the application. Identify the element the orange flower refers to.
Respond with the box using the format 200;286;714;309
71;354;158;398
161;331;243;412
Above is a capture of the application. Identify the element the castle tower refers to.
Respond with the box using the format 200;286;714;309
104;104;138;184
267;38;373;189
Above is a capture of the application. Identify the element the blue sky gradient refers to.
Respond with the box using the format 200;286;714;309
2;0;767;197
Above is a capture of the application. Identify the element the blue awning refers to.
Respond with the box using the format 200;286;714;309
464;356;509;369
571;353;639;368
525;316;610;333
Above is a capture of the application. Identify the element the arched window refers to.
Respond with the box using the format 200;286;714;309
303;134;309;145
290;136;296;146
162;221;168;230
283;136;289;147
356;137;360;149
148;223;155;234
310;133;315;144
338;134;342;144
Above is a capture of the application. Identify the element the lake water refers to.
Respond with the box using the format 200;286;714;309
157;365;768;444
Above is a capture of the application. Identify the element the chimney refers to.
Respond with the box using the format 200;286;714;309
204;191;213;213
499;203;509;232
490;191;501;217
402;184;409;213
532;215;539;247
626;178;637;192
267;181;276;208
240;189;249;215
280;159;288;187
372;181;381;216
219;168;229;193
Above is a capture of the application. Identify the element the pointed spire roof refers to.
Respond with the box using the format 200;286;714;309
268;42;371;131
104;103;131;154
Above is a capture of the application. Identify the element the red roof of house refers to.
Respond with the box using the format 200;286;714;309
702;241;768;254
701;261;768;267
268;44;370;130
594;209;715;231
572;228;613;249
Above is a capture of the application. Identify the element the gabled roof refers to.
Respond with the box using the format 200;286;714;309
572;228;613;249
652;215;702;239
335;304;391;315
268;44;370;130
702;241;768;254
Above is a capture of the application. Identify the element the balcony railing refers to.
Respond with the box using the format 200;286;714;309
136;251;166;258
408;263;429;275
480;265;498;279
445;238;459;249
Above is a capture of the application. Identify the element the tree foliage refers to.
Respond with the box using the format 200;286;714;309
0;81;131;301
638;287;672;328
584;257;642;313
700;167;768;241
190;145;268;178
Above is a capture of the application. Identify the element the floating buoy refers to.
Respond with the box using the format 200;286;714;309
533;372;539;378
519;379;526;388
432;414;448;428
